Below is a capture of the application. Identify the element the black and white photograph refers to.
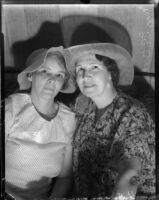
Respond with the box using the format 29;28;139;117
1;1;157;199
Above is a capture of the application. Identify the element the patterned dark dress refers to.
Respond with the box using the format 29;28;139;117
73;91;155;198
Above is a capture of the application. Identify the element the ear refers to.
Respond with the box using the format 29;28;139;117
27;73;32;82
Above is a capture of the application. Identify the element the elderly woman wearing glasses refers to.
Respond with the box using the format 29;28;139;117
5;46;76;200
66;43;155;199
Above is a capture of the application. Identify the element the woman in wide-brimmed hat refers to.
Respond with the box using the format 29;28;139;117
66;43;155;199
5;46;76;199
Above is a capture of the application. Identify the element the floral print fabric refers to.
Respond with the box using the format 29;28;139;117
73;91;155;198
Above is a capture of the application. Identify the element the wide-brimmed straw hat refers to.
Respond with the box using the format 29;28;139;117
17;46;76;93
66;43;134;86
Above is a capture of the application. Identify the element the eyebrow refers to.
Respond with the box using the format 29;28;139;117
43;64;67;72
76;65;83;68
88;62;101;65
58;71;67;75
52;70;67;75
76;63;101;68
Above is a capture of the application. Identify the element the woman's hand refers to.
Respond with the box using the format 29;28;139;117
112;169;138;200
112;159;141;200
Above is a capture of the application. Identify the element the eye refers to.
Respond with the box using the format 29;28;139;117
56;73;65;79
38;68;47;73
76;67;84;74
92;65;99;70
41;69;47;73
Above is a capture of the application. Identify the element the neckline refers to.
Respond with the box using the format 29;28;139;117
35;103;59;121
23;93;60;121
94;92;119;122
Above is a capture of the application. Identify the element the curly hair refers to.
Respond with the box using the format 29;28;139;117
95;54;119;87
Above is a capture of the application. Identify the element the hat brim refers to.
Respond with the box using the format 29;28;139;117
17;47;77;93
65;43;134;86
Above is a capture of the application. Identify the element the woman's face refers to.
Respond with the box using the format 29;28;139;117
30;54;67;100
75;54;111;99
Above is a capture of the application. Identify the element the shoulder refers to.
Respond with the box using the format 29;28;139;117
58;102;75;118
58;103;76;140
114;92;154;134
117;92;145;109
5;93;31;114
114;93;154;140
6;93;30;105
116;92;151;119
58;102;76;127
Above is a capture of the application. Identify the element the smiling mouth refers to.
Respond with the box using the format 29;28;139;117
44;88;55;92
84;84;95;89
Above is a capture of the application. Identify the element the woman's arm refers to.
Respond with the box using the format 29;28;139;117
5;97;13;142
48;144;73;198
110;108;155;199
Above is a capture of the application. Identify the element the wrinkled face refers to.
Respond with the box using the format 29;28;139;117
75;54;111;99
29;54;67;100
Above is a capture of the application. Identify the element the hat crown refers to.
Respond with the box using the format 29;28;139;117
26;49;47;68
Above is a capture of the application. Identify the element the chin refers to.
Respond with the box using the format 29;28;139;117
42;92;56;100
83;91;95;98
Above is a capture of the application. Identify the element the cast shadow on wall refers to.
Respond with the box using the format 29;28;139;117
7;16;154;119
11;21;64;69
61;15;132;55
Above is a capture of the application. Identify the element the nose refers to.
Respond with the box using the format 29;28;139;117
47;73;56;83
82;69;91;79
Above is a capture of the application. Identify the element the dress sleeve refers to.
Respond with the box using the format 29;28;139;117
110;105;155;195
5;97;14;141
67;113;76;145
60;107;76;145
